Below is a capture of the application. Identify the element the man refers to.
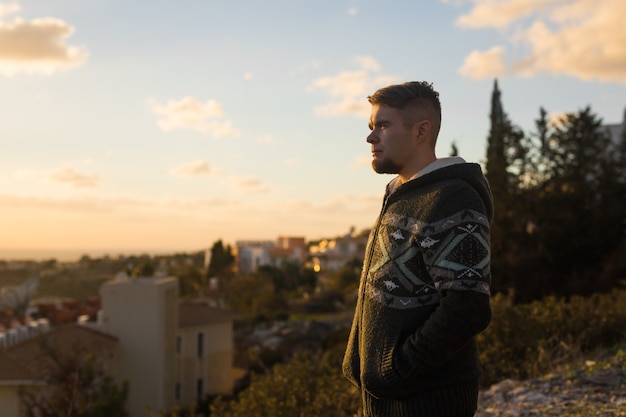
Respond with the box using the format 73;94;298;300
343;81;493;417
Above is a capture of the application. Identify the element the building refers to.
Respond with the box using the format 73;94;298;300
308;229;369;272
236;237;308;276
602;107;626;146
0;324;118;417
271;236;307;266
176;301;235;403
99;276;179;416
236;240;275;275
0;275;236;417
235;233;367;275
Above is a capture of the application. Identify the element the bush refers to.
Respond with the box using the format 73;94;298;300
210;351;359;417
479;289;626;385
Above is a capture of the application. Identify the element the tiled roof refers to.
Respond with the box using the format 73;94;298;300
0;355;37;383
0;324;117;383
178;301;236;327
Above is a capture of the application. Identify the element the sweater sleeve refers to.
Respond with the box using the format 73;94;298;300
393;291;491;378
392;206;492;379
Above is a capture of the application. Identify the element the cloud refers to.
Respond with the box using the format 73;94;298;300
0;2;20;18
456;0;551;29
223;175;272;193
0;6;88;77
282;193;382;216
169;161;219;178
353;55;381;72
308;55;397;118
49;166;100;188
0;192;233;214
149;96;241;138
452;0;626;83
13;168;46;180
349;154;371;169
547;111;569;128
459;46;507;79
163;197;235;210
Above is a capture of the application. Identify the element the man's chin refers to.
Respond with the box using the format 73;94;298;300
372;160;399;175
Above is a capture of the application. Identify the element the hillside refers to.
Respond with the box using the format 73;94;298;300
477;346;626;416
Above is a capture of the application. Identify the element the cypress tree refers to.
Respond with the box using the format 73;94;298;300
207;239;235;279
484;79;527;294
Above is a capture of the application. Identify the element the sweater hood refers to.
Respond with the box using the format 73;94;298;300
390;162;494;223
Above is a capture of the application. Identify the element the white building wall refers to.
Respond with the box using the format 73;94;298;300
237;242;273;275
100;276;178;417
175;321;233;404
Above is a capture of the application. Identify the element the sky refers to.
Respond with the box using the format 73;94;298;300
1;0;625;260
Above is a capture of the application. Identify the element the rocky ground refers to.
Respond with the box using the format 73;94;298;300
476;356;626;416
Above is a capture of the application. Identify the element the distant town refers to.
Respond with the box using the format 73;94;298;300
0;228;369;417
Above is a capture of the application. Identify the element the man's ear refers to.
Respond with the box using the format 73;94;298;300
415;119;432;143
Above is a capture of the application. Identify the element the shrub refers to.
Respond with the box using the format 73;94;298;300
210;350;359;417
479;289;626;385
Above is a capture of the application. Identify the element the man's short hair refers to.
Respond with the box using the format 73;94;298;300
368;81;442;142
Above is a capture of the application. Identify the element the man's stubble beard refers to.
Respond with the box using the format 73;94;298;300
371;158;401;175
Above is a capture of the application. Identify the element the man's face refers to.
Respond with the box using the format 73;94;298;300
367;104;418;177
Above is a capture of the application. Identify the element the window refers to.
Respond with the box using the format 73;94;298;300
196;378;204;401
176;336;182;354
197;332;204;357
175;382;181;401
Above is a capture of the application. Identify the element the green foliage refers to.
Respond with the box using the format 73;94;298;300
519;107;626;298
210;352;359;417
176;264;204;297
485;82;626;300
449;141;459;157
131;261;156;277
224;273;288;321
324;258;361;294
479;289;626;386
484;80;533;295
255;262;317;296
19;352;129;417
207;240;235;279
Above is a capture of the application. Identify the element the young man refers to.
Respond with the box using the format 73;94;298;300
343;81;494;417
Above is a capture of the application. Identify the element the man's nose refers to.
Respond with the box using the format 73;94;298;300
366;131;377;143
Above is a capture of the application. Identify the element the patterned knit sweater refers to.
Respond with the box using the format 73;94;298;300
342;161;494;417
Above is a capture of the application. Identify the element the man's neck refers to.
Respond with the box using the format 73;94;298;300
399;155;438;183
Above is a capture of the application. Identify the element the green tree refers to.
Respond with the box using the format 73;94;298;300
206;240;235;279
484;79;528;294
224;273;288;321
479;82;626;299
325;258;361;294
19;346;128;417
177;264;204;297
257;261;316;295
131;261;155;277
449;141;459;157
527;106;626;295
